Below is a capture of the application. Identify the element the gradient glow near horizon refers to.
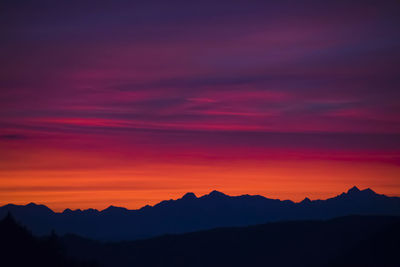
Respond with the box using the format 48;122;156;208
1;0;400;211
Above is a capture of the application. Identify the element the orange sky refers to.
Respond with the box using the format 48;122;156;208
1;136;399;211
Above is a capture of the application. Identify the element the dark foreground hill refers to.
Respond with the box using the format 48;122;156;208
2;214;399;267
1;186;400;241
62;215;400;267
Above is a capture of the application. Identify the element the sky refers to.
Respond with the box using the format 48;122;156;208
1;0;400;211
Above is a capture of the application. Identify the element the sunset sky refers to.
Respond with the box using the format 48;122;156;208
1;0;400;211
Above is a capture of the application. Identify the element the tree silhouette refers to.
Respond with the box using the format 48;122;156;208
0;212;98;267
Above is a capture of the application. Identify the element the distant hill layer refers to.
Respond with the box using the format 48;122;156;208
1;186;400;241
62;215;400;267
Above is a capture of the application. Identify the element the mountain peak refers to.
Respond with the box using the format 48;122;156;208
301;197;312;204
347;186;360;194
102;205;127;213
181;192;197;200
63;208;73;214
207;190;227;198
24;202;53;213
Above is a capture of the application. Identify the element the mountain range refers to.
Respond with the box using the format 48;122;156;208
1;186;399;241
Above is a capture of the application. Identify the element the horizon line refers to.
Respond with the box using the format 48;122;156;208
2;186;394;213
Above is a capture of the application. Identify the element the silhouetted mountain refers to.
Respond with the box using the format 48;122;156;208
1;187;399;241
60;215;400;267
0;213;98;267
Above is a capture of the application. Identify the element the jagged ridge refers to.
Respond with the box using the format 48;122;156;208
0;187;399;241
